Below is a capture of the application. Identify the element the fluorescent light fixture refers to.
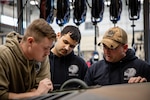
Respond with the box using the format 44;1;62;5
104;1;110;6
30;0;38;5
1;15;17;26
1;15;26;28
141;0;143;4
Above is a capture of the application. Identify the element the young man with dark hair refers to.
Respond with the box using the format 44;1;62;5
49;25;88;90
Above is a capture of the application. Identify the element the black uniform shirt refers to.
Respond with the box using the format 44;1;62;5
49;51;88;90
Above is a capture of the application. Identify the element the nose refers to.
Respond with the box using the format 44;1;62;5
65;44;70;50
45;50;50;56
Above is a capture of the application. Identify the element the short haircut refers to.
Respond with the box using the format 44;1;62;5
61;25;81;43
23;18;56;42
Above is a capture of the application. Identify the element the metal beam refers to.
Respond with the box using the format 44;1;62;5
17;0;23;35
143;0;150;63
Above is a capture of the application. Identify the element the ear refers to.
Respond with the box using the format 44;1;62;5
123;44;128;52
56;32;62;39
27;37;34;44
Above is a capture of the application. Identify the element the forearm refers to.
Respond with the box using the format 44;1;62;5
8;91;40;100
8;78;53;99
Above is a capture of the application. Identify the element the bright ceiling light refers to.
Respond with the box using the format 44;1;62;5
30;0;38;5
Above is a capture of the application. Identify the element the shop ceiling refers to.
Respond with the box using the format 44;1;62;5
0;0;150;63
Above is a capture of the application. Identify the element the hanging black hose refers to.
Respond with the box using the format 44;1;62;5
91;0;104;51
94;25;98;51
40;0;54;24
73;0;87;56
109;0;122;24
56;0;70;26
128;0;141;20
91;0;104;25
128;0;141;48
131;21;135;47
46;0;55;24
40;0;46;19
73;0;87;26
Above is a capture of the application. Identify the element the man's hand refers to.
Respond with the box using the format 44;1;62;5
35;78;53;95
8;78;53;99
128;76;147;83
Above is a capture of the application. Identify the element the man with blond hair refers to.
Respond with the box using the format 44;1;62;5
0;18;56;99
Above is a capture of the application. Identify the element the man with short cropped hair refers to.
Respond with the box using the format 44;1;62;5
0;18;56;99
